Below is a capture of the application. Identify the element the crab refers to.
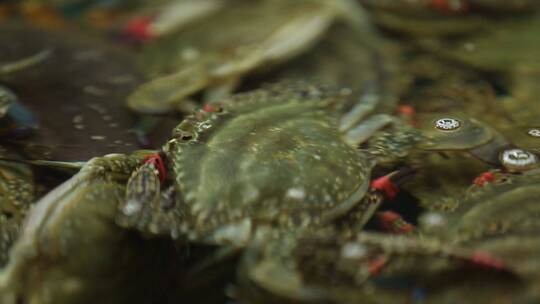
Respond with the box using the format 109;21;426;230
127;0;367;114
0;21;175;272
417;12;540;136
235;162;540;304
359;0;540;37
0;158;34;267
236;229;520;304
0;80;426;303
359;0;487;37
0;53;50;267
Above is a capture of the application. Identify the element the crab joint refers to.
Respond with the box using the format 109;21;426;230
469;251;507;271
367;255;387;276
378;211;415;234
143;153;167;184
370;175;399;200
429;0;469;14
122;15;156;42
202;103;223;113
397;104;417;127
473;171;495;187
370;167;417;200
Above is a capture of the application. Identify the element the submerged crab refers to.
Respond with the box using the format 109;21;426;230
0;81;422;303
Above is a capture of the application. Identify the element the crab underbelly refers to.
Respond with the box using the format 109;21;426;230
174;102;370;230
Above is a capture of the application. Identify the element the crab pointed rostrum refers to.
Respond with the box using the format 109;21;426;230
120;82;373;244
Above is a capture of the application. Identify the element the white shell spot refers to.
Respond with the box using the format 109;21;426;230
211;218;252;244
83;85;108;96
286;187;306;200
500;149;538;170
341;242;367;259
463;42;476;52
90;135;106;141
421;212;446;228
527;128;540;138
243;184;260;203
435;118;461;131
181;47;200;61
123;200;142;216
72;115;83;124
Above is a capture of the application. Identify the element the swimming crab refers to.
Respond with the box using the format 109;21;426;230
235;150;540;304
0;81;423;303
128;0;367;114
359;0;540;37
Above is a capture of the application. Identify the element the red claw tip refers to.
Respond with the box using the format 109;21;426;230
429;0;469;14
371;175;399;199
378;211;415;234
367;256;387;275
143;153;167;184
473;172;495;187
123;16;156;42
202;103;222;113
397;105;416;116
470;251;506;271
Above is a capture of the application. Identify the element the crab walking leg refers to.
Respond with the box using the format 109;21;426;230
343;114;395;146
0;49;52;76
355;232;510;273
339;91;380;132
339;86;396;146
0;154;176;304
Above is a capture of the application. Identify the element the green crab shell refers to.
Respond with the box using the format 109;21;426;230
445;174;540;243
167;85;372;235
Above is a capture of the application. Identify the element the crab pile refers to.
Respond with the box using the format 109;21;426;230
0;1;539;303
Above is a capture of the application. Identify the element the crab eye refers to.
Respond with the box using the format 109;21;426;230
180;133;193;141
527;128;540;138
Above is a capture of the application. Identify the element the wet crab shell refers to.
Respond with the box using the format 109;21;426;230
165;83;372;239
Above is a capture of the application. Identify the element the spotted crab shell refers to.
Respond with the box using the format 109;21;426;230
442;174;540;244
166;83;372;238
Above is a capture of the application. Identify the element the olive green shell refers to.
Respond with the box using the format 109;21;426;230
166;83;371;236
443;174;540;244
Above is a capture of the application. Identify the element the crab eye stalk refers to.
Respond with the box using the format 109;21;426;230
172;120;196;142
180;133;193;141
434;118;461;131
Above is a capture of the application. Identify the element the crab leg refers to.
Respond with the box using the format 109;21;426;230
0;49;52;76
339;91;380;132
117;153;188;239
343;113;394;146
